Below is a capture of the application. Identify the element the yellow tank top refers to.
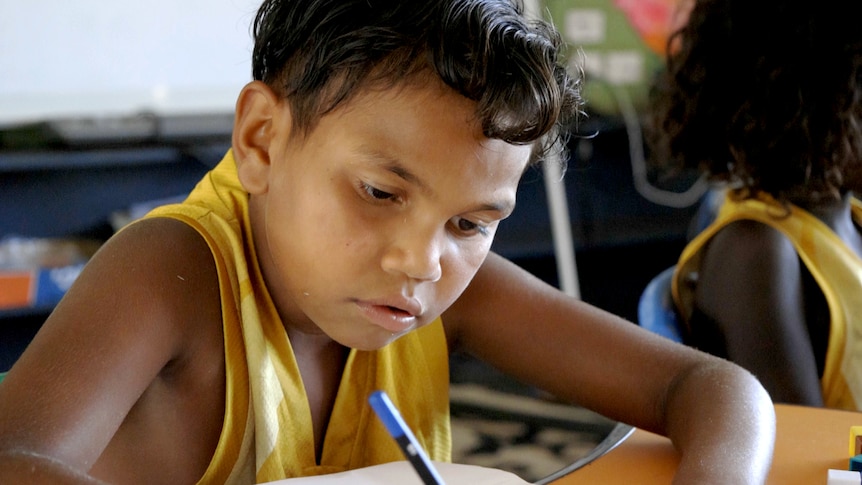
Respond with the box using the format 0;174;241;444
673;193;862;411
145;150;451;484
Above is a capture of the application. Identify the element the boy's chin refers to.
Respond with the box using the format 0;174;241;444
342;329;410;351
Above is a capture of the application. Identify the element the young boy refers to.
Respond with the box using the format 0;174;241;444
0;0;774;484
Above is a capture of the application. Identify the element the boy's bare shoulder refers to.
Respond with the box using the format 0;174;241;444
74;216;224;356
0;216;225;484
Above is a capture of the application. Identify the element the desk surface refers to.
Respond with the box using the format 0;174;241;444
554;403;862;484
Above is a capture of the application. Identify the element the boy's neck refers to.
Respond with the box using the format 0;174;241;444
287;325;350;463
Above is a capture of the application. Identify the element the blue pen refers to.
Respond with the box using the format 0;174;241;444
368;390;446;485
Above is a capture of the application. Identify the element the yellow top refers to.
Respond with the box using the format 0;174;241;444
145;150;451;484
673;193;862;411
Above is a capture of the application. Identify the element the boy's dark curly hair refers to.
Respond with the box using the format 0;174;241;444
647;0;862;205
251;0;582;165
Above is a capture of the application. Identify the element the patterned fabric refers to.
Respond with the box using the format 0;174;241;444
143;150;451;484
673;192;862;411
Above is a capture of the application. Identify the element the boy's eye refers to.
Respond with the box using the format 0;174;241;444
360;182;396;201
452;217;490;237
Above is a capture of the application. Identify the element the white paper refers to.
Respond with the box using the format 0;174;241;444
261;461;530;485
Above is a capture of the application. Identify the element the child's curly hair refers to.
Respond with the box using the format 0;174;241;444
647;0;862;205
251;0;583;165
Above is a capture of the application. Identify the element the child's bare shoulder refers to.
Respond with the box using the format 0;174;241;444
70;216;223;350
700;219;801;290
0;216;225;483
695;219;805;328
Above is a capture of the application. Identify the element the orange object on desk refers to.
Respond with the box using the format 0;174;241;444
0;271;34;308
553;403;862;484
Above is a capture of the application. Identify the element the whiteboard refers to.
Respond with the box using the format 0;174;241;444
0;0;261;127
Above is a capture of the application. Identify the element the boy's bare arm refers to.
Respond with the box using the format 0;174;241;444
0;450;108;484
0;218;223;484
444;252;775;485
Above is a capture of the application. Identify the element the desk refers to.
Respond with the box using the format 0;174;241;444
554;404;862;484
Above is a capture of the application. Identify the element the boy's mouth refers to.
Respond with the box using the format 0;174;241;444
355;298;421;333
386;305;411;316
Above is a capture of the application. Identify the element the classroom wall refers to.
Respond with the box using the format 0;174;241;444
0;0;259;126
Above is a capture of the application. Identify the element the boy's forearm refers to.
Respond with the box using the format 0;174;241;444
664;360;776;485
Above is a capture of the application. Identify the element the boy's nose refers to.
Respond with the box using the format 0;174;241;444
381;229;443;283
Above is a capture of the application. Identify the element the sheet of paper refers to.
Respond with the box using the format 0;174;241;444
261;461;530;484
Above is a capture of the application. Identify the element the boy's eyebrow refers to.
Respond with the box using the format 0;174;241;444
360;151;427;191
386;163;423;189
361;149;516;215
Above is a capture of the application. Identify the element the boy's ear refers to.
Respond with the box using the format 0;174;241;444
232;81;289;194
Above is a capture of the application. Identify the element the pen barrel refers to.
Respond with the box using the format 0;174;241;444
369;390;446;485
394;434;445;485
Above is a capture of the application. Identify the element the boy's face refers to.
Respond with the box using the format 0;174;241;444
250;80;532;350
